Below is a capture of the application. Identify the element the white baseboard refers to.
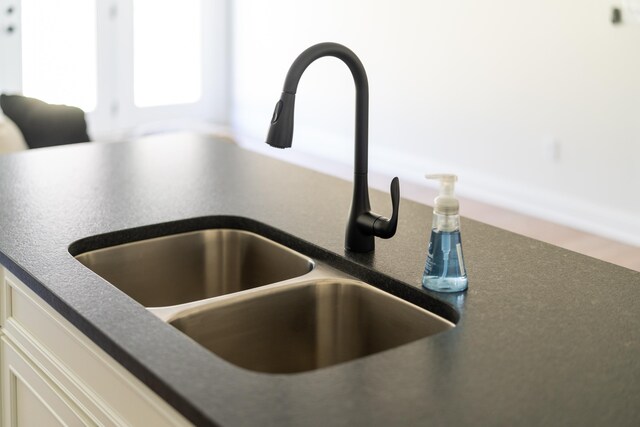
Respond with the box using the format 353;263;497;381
234;127;640;247
369;145;640;248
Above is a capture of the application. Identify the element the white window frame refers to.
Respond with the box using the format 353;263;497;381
0;0;22;94
0;0;229;140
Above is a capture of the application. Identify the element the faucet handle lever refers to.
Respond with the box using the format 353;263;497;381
373;177;400;239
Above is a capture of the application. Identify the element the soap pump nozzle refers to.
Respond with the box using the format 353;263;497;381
426;174;459;216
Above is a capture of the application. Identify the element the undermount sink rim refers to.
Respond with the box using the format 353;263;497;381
67;216;459;375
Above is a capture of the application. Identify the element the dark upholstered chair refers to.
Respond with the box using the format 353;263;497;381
0;94;90;149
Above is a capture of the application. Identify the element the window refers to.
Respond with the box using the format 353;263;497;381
133;0;202;107
0;0;228;139
21;0;97;111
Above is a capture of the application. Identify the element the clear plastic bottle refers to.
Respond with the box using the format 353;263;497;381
422;174;468;292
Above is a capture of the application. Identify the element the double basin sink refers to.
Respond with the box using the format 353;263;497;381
73;226;454;374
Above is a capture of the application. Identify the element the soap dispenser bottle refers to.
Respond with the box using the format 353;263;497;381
422;174;468;292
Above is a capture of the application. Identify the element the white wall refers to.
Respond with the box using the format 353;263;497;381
230;0;640;246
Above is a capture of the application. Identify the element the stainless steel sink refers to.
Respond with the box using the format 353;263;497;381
74;224;455;374
74;229;314;308
168;279;454;374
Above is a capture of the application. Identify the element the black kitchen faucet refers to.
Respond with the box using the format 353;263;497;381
266;42;399;253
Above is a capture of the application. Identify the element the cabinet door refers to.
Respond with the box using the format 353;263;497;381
1;336;93;427
1;268;190;427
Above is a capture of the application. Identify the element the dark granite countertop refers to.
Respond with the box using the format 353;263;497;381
0;134;639;426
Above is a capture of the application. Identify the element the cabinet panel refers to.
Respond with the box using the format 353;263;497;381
0;266;6;328
14;377;64;427
2;336;92;426
0;266;191;427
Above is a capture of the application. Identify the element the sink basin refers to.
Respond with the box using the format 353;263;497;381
74;229;314;308
73;221;455;374
169;279;454;374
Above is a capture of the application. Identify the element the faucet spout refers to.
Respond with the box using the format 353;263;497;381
266;42;400;253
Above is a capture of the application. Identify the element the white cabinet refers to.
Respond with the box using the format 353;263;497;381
0;265;191;427
1;336;92;426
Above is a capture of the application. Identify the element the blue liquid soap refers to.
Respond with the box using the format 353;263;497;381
421;174;468;293
422;228;468;292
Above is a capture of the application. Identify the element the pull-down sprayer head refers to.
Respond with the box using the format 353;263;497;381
266;92;296;149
